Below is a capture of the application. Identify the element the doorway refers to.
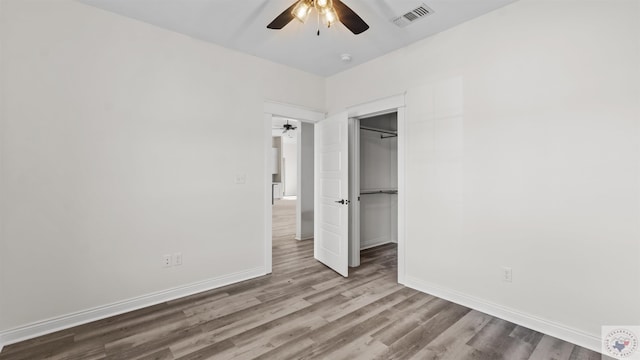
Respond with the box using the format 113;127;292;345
349;112;398;269
271;117;315;242
344;94;406;283
263;102;324;274
271;118;298;202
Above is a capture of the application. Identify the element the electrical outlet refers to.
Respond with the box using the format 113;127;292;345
163;255;172;268
502;267;513;283
173;252;183;266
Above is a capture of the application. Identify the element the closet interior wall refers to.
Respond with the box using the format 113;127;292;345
359;113;398;249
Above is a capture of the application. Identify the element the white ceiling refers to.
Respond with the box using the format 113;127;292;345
79;0;519;76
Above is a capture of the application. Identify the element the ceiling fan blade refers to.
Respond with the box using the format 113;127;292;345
267;2;297;30
334;0;369;35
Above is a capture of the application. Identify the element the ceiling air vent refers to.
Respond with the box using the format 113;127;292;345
392;3;434;28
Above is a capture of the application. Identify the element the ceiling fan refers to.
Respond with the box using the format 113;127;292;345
274;120;298;135
267;0;369;35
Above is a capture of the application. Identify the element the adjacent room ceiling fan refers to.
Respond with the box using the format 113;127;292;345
267;0;369;35
274;120;298;135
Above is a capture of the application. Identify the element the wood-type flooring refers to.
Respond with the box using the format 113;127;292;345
0;199;606;359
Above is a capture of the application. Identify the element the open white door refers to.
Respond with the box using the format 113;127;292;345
314;111;349;277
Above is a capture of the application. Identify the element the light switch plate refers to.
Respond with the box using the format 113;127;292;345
235;174;247;184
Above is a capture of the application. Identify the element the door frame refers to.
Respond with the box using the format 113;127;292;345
263;101;325;274
346;94;406;284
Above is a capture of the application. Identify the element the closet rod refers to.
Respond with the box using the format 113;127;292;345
360;190;398;195
360;126;397;136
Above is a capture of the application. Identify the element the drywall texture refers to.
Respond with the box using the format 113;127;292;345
0;0;324;332
329;0;640;345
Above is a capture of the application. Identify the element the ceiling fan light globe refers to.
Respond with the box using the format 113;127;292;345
322;7;339;26
315;0;332;13
292;0;313;23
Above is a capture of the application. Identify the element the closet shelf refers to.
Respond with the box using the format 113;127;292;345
360;189;398;195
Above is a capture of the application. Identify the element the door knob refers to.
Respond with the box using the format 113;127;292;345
334;199;350;205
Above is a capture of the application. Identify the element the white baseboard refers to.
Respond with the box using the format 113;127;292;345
0;267;266;348
404;276;601;353
295;234;313;241
361;239;394;250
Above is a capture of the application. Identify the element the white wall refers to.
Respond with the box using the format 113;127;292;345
0;0;324;337
296;122;314;240
282;134;297;196
0;0;5;348
328;0;640;351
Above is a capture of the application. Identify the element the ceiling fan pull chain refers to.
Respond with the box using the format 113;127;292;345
317;9;320;36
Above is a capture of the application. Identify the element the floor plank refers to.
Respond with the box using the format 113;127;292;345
0;199;603;360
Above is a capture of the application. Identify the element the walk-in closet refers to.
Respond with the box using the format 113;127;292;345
349;112;398;267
